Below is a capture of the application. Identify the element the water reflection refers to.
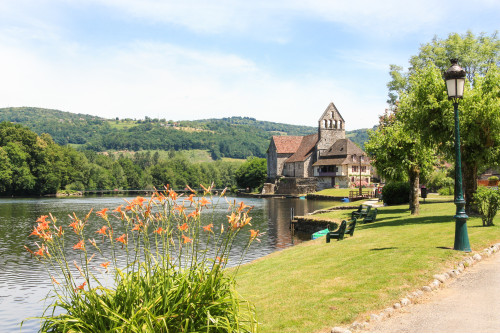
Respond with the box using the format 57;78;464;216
0;196;332;332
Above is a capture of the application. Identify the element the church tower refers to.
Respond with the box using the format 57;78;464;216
317;102;346;154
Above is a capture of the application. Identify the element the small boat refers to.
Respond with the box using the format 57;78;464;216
311;228;329;240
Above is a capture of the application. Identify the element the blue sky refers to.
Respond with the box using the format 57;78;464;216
0;1;498;129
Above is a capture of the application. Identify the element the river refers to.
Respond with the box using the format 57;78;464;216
0;195;333;332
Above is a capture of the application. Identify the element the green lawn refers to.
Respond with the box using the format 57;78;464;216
313;188;376;197
236;200;500;333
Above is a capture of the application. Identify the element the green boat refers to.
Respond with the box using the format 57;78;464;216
311;228;329;240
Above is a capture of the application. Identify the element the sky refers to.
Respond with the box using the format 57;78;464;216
0;1;498;130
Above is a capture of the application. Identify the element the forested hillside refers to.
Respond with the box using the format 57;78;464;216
0;122;243;195
0;107;371;157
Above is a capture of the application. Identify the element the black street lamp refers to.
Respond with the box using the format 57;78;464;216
444;59;471;252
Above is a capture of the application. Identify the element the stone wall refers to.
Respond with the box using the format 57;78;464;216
261;183;276;195
275;177;317;195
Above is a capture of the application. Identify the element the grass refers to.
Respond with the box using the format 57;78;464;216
313;188;375;197
235;200;500;333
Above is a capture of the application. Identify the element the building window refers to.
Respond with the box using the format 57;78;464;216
352;166;358;172
361;166;366;172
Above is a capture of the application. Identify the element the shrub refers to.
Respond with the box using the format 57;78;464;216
438;186;453;196
427;170;454;192
24;185;259;332
474;186;500;226
488;175;499;181
382;181;410;205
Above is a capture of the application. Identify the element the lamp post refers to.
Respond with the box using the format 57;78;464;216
444;59;471;252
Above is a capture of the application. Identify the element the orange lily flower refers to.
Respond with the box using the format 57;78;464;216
199;197;210;207
73;240;85;250
174;205;185;214
185;184;197;194
184;193;195;205
96;226;108;235
76;282;86;290
241;214;252;228
100;261;110;269
96;208;109;218
112;205;123;213
154;227;164;234
237;201;250;212
178;222;188;231
116;234;127;245
133;196;146;207
250;229;260;240
181;235;193;244
30;226;41;237
132;224;141;231
36;215;49;223
37;221;50;231
203;223;214;232
34;246;45;257
69;220;81;234
187;209;200;219
169;190;178;201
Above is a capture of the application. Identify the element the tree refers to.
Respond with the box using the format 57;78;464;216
386;31;500;214
234;157;267;191
365;117;435;214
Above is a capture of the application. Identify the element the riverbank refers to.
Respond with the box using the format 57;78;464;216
235;199;500;333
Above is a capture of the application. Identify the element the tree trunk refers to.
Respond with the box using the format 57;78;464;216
462;161;478;215
409;165;420;215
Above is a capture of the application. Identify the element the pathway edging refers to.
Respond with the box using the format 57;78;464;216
331;242;500;333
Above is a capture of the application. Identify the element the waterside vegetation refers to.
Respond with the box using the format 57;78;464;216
25;188;259;332
0;122;243;196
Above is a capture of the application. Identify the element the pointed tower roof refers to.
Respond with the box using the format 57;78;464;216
318;102;345;123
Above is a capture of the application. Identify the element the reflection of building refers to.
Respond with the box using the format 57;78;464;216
265;103;372;193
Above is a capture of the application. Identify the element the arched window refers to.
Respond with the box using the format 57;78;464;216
324;119;328;128
329;120;333;128
339;121;342;129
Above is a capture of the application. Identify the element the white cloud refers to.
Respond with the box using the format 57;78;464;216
82;0;500;39
0;35;382;128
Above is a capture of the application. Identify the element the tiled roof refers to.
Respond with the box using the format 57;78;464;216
286;134;319;163
313;138;370;166
321;138;364;157
272;136;304;154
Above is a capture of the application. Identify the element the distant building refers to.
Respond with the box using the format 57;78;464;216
266;102;372;192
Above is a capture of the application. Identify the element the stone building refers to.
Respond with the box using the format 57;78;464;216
265;102;372;193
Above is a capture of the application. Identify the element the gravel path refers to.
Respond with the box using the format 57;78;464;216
366;252;500;333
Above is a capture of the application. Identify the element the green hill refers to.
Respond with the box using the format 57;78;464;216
0;107;371;158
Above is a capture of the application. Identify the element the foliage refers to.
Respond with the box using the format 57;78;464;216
426;170;454;192
438;186;453;196
235;158;267;191
488;175;499;182
386;31;500;214
474;186;500;226
25;188;259;332
0;122;245;195
382;181;410;205
0;107;370;159
365;105;435;214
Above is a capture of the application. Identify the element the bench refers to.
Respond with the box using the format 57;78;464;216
351;205;371;220
326;218;357;243
362;208;378;223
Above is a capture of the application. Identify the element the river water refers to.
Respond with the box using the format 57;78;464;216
0;195;332;332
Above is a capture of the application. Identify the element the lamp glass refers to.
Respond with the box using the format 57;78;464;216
446;78;466;98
